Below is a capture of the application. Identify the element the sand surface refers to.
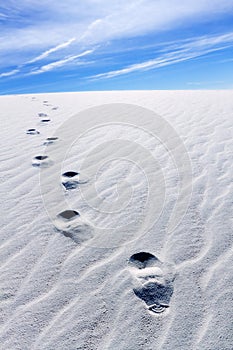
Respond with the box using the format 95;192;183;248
0;91;232;349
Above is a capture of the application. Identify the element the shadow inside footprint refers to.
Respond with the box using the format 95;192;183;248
129;252;175;314
35;155;47;160
47;137;58;141
129;252;159;269
63;171;79;178
58;210;80;220
41;119;51;123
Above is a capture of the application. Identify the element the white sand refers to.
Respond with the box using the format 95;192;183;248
0;91;232;349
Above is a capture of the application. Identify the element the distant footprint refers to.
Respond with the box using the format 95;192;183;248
54;210;93;243
41;118;51;123
38;113;48;117
51;106;58;110
43;137;58;145
26;128;40;135
43;100;51;106
32;155;52;167
128;252;175;314
61;171;88;190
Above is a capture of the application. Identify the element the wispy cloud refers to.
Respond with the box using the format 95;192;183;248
30;49;94;75
69;1;233;45
0;69;19;78
218;57;233;63
91;33;233;79
0;12;9;19
1;1;233;54
28;38;76;63
1;1;233;91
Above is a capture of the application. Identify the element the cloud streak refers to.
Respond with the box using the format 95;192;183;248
30;49;94;75
28;38;76;63
0;69;19;78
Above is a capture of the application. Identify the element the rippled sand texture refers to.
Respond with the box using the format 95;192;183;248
0;91;232;350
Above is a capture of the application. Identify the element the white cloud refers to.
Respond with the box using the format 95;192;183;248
0;69;19;78
79;0;233;44
28;38;76;63
30;49;94;74
1;0;233;53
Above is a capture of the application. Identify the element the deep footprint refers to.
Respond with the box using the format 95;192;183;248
32;155;52;167
128;252;175;314
61;171;88;190
62;171;79;190
44;137;58;145
26;128;40;135
55;210;93;243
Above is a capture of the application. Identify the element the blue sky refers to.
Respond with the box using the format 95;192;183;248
0;0;233;94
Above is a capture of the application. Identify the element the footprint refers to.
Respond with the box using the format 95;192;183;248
41;119;51;123
26;128;40;135
32;155;52;167
61;171;88;190
54;210;93;243
128;252;175;314
43;137;58;145
38;113;48;117
51;106;58;110
61;171;79;190
43;101;51;106
43;100;52;106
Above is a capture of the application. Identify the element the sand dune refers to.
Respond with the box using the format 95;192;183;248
0;91;232;349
